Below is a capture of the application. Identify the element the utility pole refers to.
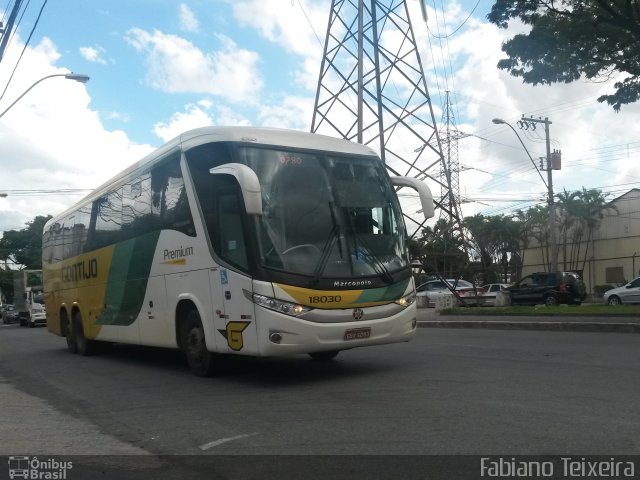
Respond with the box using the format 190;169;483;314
0;0;24;63
519;116;559;272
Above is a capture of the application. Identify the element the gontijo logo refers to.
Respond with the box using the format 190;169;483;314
62;258;98;283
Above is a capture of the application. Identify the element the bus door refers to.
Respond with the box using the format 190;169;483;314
210;186;258;355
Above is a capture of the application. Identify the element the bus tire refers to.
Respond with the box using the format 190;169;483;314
183;310;216;377
73;312;97;356
64;314;77;354
309;350;340;361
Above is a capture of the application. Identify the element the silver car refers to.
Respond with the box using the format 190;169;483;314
603;277;640;305
416;279;481;307
480;283;510;306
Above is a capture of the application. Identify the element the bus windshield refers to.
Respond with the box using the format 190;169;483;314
238;147;409;279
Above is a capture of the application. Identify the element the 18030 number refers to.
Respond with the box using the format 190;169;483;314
308;295;342;304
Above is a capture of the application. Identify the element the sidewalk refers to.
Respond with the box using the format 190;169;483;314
416;307;640;333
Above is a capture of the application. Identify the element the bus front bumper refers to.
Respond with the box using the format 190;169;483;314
255;305;417;356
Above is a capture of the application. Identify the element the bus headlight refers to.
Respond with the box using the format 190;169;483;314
394;291;416;308
252;293;312;317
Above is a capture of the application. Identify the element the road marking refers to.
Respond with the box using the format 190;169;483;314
199;432;260;451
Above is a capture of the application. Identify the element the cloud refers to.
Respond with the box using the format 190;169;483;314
124;28;263;103
2;0;640;239
428;3;640;217
231;0;328;91
79;45;108;65
153;103;214;142
0;35;153;233
257;96;313;130
179;4;199;33
104;111;130;122
152;101;253;142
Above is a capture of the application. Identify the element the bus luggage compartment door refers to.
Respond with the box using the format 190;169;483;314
213;267;257;355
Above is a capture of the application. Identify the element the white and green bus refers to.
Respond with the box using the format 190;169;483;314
43;127;434;376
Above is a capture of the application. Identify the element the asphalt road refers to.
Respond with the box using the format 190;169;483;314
1;322;639;478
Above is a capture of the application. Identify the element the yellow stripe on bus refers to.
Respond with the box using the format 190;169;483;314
276;284;386;309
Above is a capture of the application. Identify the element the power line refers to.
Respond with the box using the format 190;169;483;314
0;188;91;196
426;0;481;39
0;0;49;102
296;0;323;48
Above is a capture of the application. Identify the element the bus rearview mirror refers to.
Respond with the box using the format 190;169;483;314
390;176;434;219
210;163;263;215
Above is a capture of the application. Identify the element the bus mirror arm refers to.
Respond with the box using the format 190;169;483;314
390;176;434;219
210;163;263;215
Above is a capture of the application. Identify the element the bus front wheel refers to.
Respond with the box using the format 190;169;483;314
309;350;340;361
183;310;216;377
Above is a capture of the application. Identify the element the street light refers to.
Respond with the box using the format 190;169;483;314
0;72;90;119
492;118;547;187
492;117;558;272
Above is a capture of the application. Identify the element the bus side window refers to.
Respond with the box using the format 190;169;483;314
214;187;249;271
151;153;195;236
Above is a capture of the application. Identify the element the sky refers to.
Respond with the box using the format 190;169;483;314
1;0;640;237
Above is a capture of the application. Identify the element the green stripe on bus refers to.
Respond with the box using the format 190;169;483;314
354;278;411;303
97;231;160;326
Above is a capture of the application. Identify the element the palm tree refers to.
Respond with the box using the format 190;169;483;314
575;188;618;272
463;214;496;280
417;218;466;277
463;214;521;282
517;205;550;272
555;189;581;270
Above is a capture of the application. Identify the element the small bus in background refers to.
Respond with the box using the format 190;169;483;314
43;127;434;376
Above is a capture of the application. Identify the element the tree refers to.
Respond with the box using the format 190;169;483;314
552;187;617;272
0;268;14;302
555;188;582;271
463;214;521;282
0;215;52;269
514;205;550;273
416;218;467;277
488;0;640;110
574;188;617;271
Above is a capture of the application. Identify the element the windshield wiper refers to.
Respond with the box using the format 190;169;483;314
311;202;342;286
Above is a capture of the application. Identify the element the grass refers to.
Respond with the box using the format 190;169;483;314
440;304;640;316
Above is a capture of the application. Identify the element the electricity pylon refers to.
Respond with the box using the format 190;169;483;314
310;0;458;236
439;90;466;227
437;90;470;277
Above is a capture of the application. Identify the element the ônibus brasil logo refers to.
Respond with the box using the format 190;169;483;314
7;456;73;479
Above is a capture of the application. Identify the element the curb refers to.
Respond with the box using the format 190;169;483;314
438;311;640;318
417;320;640;333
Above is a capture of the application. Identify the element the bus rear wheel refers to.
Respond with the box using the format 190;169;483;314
183;310;216;377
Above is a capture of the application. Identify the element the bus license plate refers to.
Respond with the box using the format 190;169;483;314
344;327;371;341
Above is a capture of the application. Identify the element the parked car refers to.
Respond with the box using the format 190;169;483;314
507;272;587;306
480;283;510;306
416;279;484;306
1;304;18;324
603;277;640;305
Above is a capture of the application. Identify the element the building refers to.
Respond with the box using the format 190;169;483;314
521;188;640;293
